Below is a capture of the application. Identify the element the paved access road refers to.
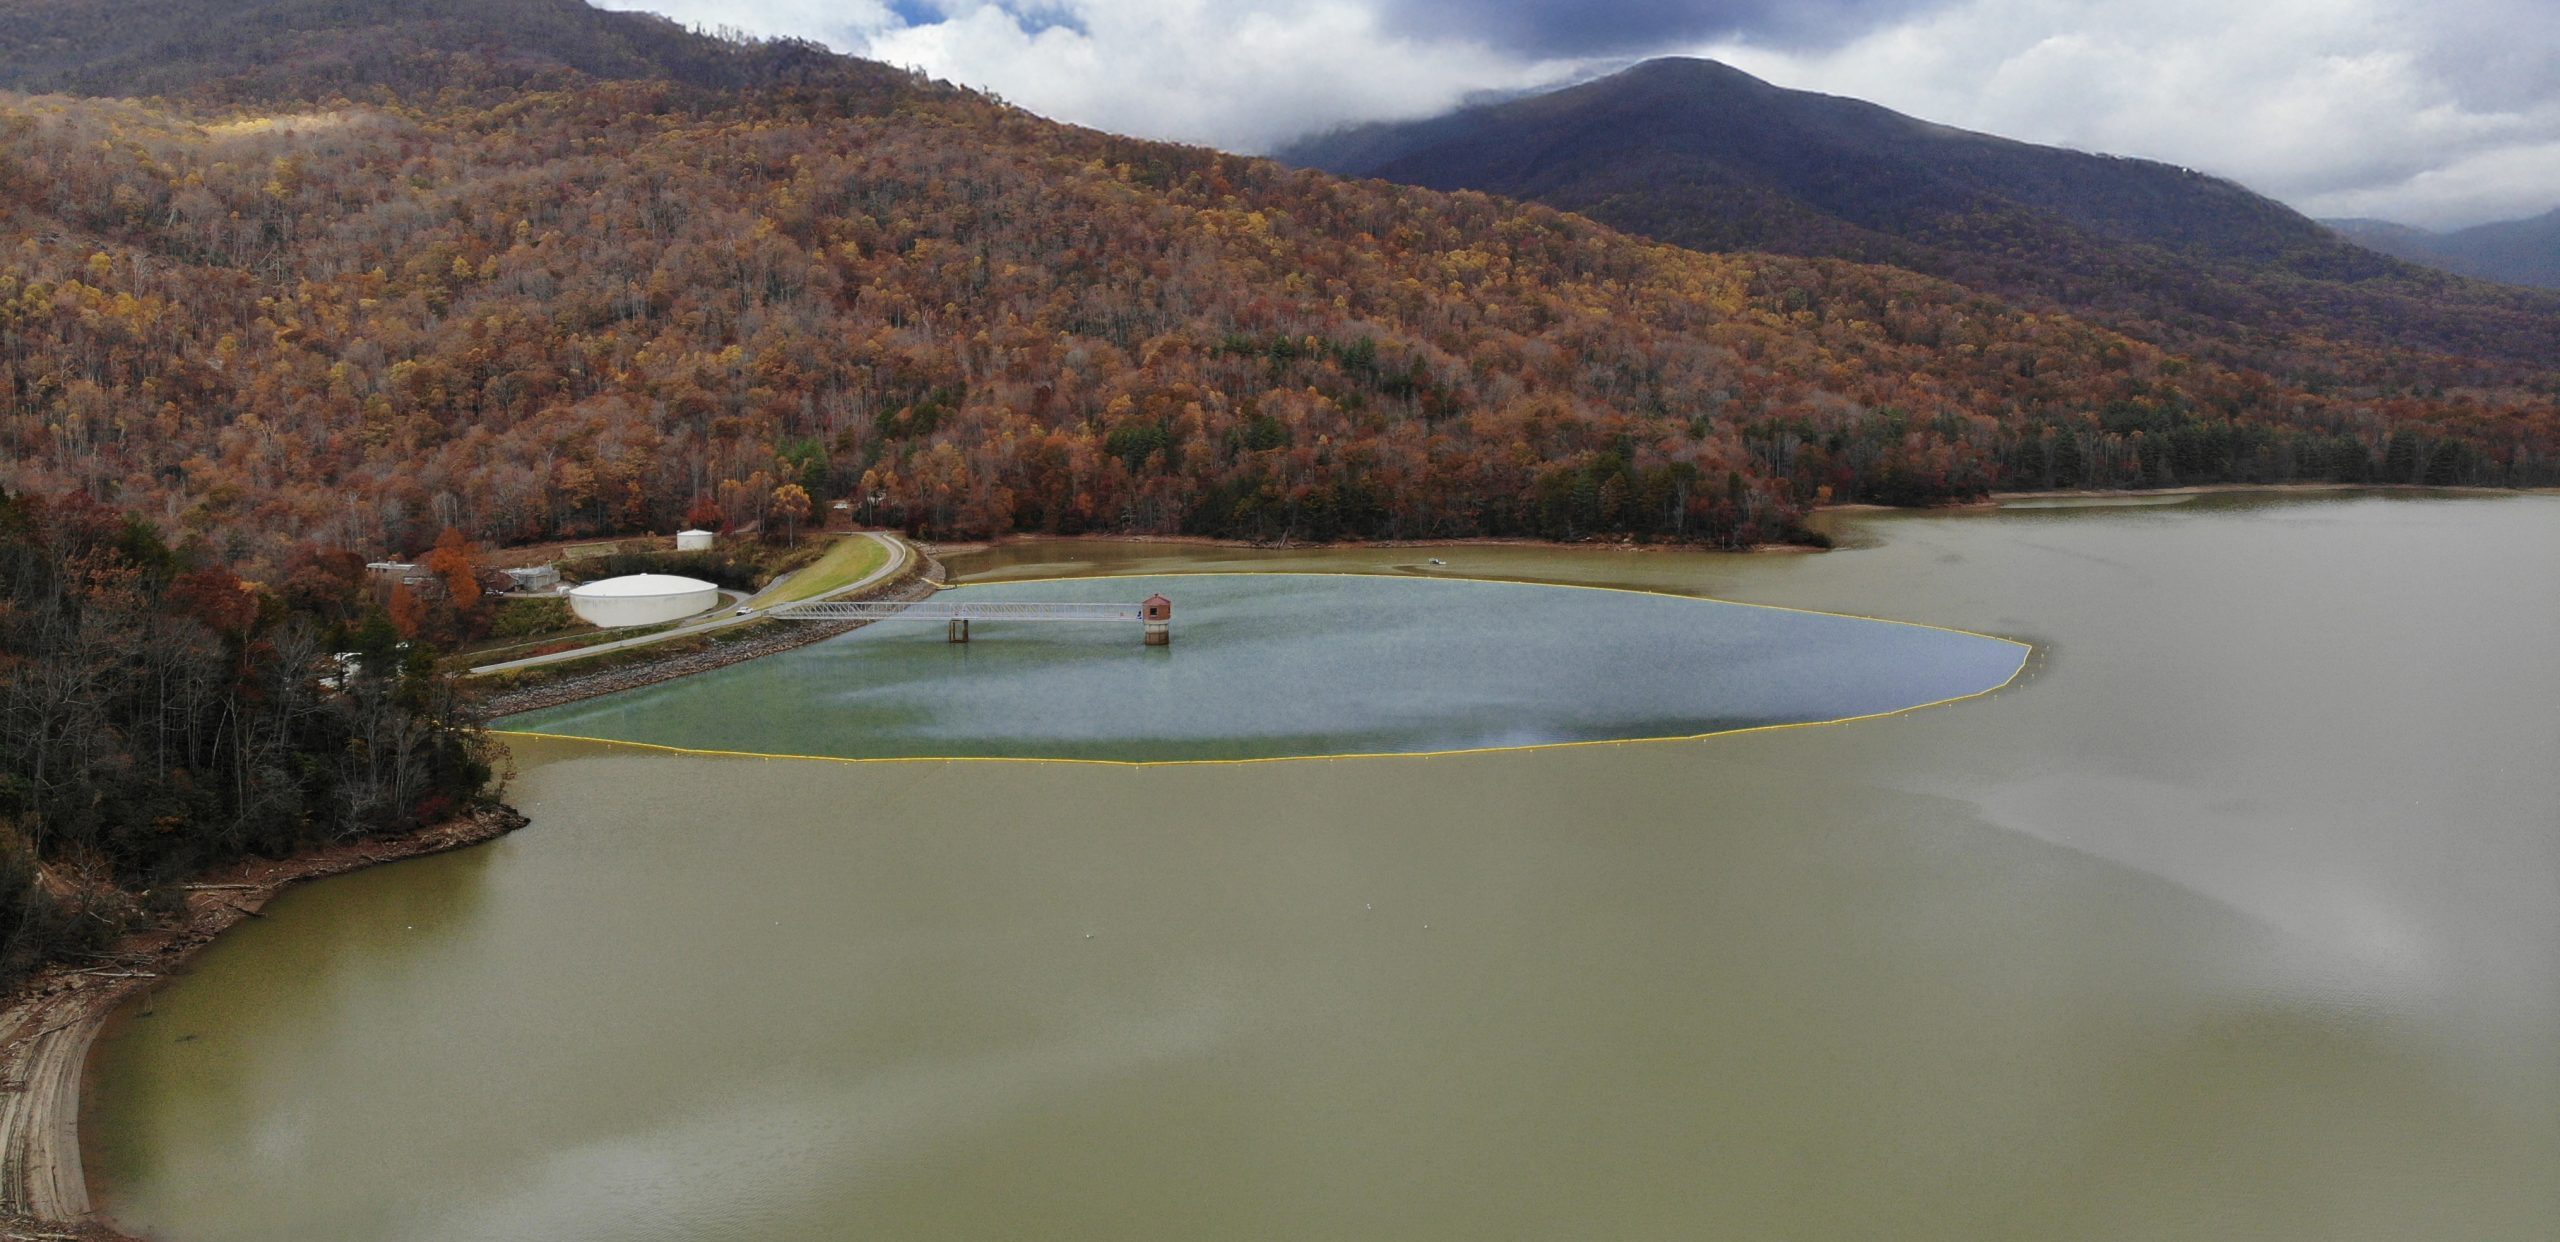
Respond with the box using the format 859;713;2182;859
466;531;909;677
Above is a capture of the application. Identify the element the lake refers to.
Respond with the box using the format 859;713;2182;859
84;492;2560;1240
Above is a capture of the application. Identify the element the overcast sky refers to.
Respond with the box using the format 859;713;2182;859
603;0;2560;229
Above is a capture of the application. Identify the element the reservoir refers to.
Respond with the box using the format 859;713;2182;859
499;575;2029;761
84;492;2560;1240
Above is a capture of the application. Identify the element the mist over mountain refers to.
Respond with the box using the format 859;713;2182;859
2327;210;2560;291
1279;57;2560;384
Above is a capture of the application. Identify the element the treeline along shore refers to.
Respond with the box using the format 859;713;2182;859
0;489;502;985
0;480;962;1231
0;487;510;1231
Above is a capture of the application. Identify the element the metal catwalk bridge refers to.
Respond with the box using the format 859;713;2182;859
772;593;1171;643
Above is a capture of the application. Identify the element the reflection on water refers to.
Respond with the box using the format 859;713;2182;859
84;492;2560;1241
501;575;2027;761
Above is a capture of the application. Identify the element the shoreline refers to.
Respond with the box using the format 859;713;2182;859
1981;481;2559;503
0;804;529;1238
924;532;1822;558
26;485;2542;1237
923;483;2556;563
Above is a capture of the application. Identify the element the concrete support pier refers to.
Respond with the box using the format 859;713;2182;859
946;618;970;643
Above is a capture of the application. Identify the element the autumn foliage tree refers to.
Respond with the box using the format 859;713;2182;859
386;583;428;639
422;527;483;613
0;488;496;985
0;37;2550;568
770;483;812;546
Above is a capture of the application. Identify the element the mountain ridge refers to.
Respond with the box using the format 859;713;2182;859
1278;57;2560;383
2327;210;2560;290
0;0;889;100
0;3;2552;567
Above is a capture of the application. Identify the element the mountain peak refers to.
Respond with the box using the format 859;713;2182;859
1611;56;1766;86
1276;57;2557;375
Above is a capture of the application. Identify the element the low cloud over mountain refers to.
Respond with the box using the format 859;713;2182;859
604;0;2560;228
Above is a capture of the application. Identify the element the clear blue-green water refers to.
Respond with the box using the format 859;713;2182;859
500;575;2027;761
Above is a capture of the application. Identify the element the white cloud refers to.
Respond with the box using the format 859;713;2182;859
599;0;2560;229
865;0;1577;151
605;0;1587;152
1701;0;2560;228
2306;140;2560;227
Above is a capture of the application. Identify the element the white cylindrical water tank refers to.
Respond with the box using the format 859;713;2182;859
568;574;721;629
675;529;716;551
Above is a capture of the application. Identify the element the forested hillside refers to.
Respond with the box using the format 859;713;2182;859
1;7;2555;570
0;0;863;99
1282;58;2560;389
0;488;495;981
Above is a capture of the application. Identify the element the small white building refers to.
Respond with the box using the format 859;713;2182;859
675;528;717;551
366;561;430;585
503;565;561;592
568;574;720;628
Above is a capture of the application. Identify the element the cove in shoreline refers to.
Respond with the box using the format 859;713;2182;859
0;805;526;1235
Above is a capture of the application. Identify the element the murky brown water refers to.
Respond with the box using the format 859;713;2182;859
85;492;2560;1240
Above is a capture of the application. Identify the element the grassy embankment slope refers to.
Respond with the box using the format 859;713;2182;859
750;533;892;606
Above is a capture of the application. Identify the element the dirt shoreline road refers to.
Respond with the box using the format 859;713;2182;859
0;805;528;1239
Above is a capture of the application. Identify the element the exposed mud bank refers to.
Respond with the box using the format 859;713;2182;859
0;805;530;1238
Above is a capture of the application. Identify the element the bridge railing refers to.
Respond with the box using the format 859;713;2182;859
772;599;1143;623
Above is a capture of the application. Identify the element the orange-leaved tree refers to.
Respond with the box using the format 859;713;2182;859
421;527;482;614
771;483;812;547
